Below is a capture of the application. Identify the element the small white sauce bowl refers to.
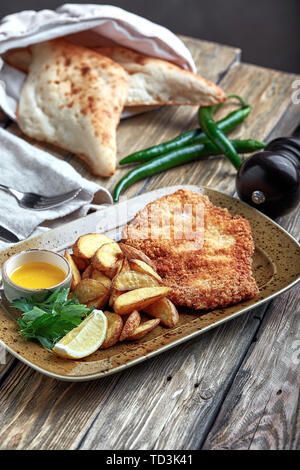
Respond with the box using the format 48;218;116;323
1;249;72;302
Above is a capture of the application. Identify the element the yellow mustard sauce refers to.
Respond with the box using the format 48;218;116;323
10;262;66;289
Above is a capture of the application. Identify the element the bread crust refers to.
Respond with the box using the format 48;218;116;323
17;39;129;177
94;46;226;106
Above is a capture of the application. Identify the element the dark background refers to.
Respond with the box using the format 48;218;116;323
0;0;299;73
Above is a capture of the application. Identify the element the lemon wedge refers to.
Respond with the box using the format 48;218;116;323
53;310;107;359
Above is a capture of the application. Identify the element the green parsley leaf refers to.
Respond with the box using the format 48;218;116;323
13;287;91;350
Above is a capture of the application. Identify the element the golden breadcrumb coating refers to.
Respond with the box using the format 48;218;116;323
123;189;258;310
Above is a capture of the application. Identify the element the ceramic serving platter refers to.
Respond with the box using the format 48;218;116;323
0;185;299;381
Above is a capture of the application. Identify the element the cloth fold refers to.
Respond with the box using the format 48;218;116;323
0;127;112;245
0;3;196;120
0;4;197;249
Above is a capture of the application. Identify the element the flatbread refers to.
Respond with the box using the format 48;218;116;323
93;46;226;106
17;39;129;176
3;47;31;72
5;43;225;107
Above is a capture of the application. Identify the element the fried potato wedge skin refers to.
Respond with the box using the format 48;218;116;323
143;297;179;327
74;279;109;304
112;271;159;291
86;295;109;309
100;312;123;349
129;259;162;283
92;242;123;278
113;287;170;315
109;288;123;307
119;243;156;269
71;255;88;272
91;269;111;289
81;264;93;280
119;310;141;341
117;256;130;274
64;249;81;290
126;318;160;341
73;233;115;260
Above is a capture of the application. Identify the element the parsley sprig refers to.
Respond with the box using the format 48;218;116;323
12;288;91;350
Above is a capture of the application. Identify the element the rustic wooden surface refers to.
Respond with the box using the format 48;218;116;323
0;36;299;450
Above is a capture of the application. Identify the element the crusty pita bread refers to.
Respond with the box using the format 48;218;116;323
17;39;129;176
3;47;31;72
3;47;156;119
93;46;226;106
5;43;225;108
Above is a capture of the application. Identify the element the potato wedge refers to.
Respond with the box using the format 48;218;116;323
74;279;109;304
129;259;162;284
113;287;170;315
119;243;156;269
116;256;130;274
91;269;111;289
143;297;179;328
113;271;158;291
64;249;81;290
109;288;123;307
100;312;123;349
108;259;131;303
86;295;109;310
82;264;92;280
126;319;160;341
73;233;115;260
72;255;88;272
119;310;141;341
92;242;123;278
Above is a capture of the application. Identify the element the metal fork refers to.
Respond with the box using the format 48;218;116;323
0;184;81;210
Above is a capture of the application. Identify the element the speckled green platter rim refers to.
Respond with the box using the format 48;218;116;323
0;185;299;382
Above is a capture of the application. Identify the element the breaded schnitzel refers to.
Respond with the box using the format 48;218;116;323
123;189;258;310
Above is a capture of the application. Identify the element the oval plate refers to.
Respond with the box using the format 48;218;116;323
0;185;299;381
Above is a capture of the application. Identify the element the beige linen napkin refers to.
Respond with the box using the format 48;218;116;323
0;127;112;249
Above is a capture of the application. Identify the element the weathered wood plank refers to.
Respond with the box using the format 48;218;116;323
0;37;299;451
144;62;300;197
0;362;122;450
178;36;241;82
79;310;264;450
202;150;300;450
0;351;15;381
202;287;300;450
1;203;298;450
0;306;263;450
78;195;300;450
76;63;300;449
0;39;242;450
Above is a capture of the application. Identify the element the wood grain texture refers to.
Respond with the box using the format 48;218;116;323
79;309;265;450
144;62;300;197
0;361;122;450
0;305;263;450
78;195;300;450
203;288;300;450
201;197;300;450
0;352;15;381
0;37;299;450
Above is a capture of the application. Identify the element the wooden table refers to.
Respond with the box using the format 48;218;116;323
0;37;299;450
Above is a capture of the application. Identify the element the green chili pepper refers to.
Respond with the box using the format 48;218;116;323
119;95;250;165
113;139;266;201
198;106;243;170
120;106;251;165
